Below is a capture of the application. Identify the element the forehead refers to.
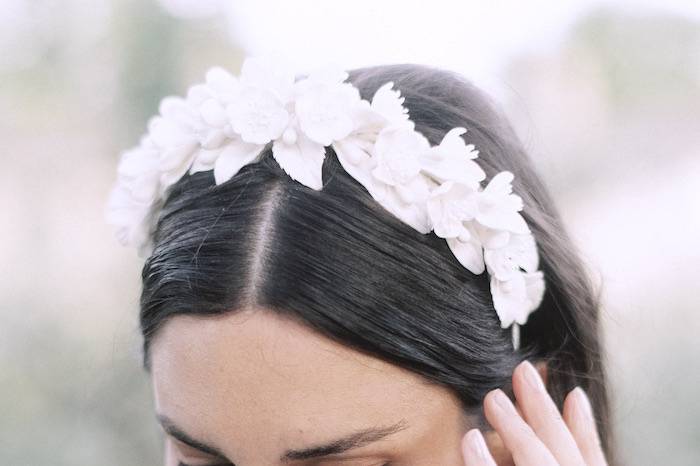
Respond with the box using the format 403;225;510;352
150;309;462;461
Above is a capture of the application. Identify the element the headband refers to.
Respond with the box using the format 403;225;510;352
104;56;545;348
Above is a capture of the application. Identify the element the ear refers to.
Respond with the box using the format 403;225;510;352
481;361;549;466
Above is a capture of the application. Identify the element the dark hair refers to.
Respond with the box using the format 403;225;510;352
139;63;615;462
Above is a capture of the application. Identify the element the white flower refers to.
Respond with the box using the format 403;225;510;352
185;67;268;181
332;81;412;163
227;86;290;145
105;56;547;333
484;233;539;281
486;231;544;327
427;180;479;239
491;270;545;328
224;59;365;191
184;67;242;175
148;97;201;195
295;75;361;146
372;126;429;189
368;125;435;232
225;56;296;145
422;128;486;187
104;138;162;257
475;171;530;234
331;81;412;175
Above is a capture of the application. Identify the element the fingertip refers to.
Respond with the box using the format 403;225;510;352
562;387;577;421
483;388;502;409
462;428;496;465
481;389;498;423
573;387;594;421
564;386;608;465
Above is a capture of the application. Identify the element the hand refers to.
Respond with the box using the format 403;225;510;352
460;360;608;465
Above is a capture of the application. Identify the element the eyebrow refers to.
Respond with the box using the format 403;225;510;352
156;414;409;463
157;414;227;458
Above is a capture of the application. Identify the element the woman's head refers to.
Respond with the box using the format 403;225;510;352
140;63;613;464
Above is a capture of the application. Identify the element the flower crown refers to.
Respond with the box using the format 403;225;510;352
104;56;545;336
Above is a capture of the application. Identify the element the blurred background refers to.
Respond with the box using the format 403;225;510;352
1;0;698;464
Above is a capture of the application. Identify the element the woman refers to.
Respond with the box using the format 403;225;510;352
106;57;614;465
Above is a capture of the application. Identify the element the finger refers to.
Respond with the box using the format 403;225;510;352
563;387;609;466
461;429;497;466
483;388;559;466
512;361;587;466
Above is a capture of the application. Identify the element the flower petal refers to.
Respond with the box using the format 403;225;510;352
373;188;432;233
371;81;410;126
477;225;510;249
148;115;197;148
372;126;429;186
484;171;515;196
477;206;530;234
437;127;479;160
421;128;486;187
190;147;221;175
394;174;432;205
295;82;361;146
490;272;528;328
213;141;263;185
447;234;485;274
227;87;290;144
332;137;372;167
333;138;383;197
484;248;516;281
427;181;478;238
200;98;228;128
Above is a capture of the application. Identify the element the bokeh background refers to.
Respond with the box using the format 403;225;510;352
1;1;699;465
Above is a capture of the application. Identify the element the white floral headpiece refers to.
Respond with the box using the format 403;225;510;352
104;56;545;341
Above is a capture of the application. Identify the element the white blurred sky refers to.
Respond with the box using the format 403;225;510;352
3;0;698;98
181;0;699;99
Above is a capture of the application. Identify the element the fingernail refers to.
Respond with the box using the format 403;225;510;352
492;389;517;415
465;429;490;459
574;386;593;421
521;360;545;392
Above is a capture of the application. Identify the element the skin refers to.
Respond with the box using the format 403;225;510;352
150;308;608;466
